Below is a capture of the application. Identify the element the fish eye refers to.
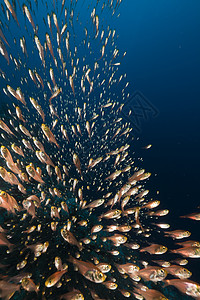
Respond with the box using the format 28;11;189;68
160;269;165;273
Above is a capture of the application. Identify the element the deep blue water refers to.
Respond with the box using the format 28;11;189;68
118;0;200;212
118;0;200;280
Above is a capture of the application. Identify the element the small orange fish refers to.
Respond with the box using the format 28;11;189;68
0;26;10;47
60;290;84;300
180;212;200;221
4;0;20;26
73;153;81;175
22;199;36;218
102;281;117;290
49;88;62;105
54;257;63;271
176;240;200;248
83;199;104;209
134;287;168;300
107;233;127;245
139;266;167;282
165;279;200;298
11;144;24;157
26;164;44;183
68;256;106;283
16;106;26;122
164;230;191;240
85;121;91;139
99;209;121;220
116;263;139;275
88;157;103;169
51;206;60;219
148;209;169;217
61;227;82;250
0;120;15;136
21;278;39;293
69;76;75;96
140;244;167;255
171;246;200;258
0;232;14;251
23;5;36;32
90;225;103;234
166;265;192;279
141;200;160;209
41;124;59;148
45;267;68;287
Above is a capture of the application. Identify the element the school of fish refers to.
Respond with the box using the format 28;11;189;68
0;0;199;299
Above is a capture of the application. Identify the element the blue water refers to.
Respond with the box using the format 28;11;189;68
118;0;200;281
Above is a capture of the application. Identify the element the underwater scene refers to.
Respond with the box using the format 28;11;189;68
0;0;200;299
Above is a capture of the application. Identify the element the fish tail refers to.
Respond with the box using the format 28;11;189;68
68;255;76;265
170;249;176;253
8;243;15;253
164;233;169;237
163;279;170;287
